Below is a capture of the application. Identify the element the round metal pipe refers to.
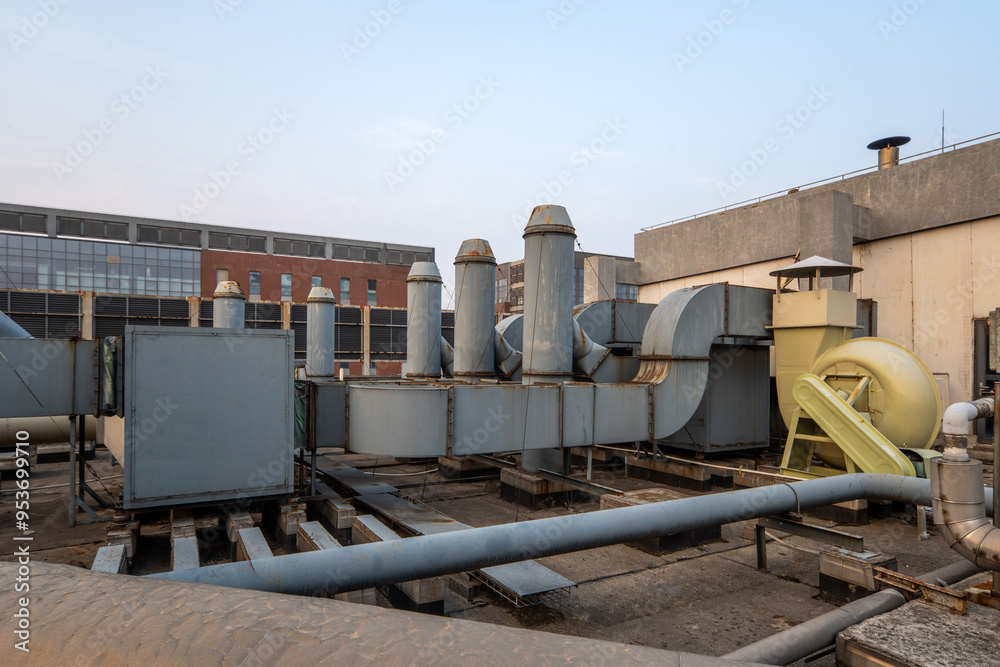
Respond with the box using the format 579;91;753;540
212;281;246;329
877;145;899;170
722;559;981;665
405;262;442;379
521;205;576;385
0;416;96;446
453;239;496;378
152;474;945;595
306;286;337;377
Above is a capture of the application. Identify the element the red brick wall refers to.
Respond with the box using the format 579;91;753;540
201;249;410;306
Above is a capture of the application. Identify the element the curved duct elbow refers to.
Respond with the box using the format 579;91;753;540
493;329;521;379
930;457;1000;571
440;336;454;378
941;398;993;452
572;319;610;378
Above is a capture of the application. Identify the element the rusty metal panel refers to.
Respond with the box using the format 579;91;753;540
452;384;559;455
348;384;448;457
124;326;294;510
0;338;95;417
593;383;649;444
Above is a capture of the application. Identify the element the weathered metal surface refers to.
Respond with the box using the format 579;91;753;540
212;280;245;329
479;560;575;598
759;515;864;551
454;239;496;377
874;566;968;614
452;384;560;456
593;383;649;444
306;286;337;377
405;261;442;378
323;463;399;496
154;473;938;596
348;384;448;457
354;493;465;536
9;562;723;665
561;383;595;448
0;309;32;338
522;205;575;384
0;338;95;418
123;326;294;509
537;469;623;497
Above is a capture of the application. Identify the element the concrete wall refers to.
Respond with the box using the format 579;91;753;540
636;138;1000;288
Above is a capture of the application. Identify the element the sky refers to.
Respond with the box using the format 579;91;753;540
1;1;997;304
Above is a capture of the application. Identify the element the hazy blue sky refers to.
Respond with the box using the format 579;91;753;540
1;1;997;301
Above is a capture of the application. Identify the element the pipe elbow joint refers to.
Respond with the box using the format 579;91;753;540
930;456;1000;572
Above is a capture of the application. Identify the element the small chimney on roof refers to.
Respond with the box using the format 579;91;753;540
867;136;911;170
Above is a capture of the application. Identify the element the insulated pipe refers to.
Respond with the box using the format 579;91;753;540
521;205;575;385
153;474;967;594
212;281;246;329
0;416;96;446
453;238;496;378
930;397;1000;571
722;559;981;665
3;562;758;667
940;398;993;454
0;310;32;338
405;262;443;379
305;286;337;377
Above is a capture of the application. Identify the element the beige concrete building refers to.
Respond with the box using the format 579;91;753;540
635;136;1000;409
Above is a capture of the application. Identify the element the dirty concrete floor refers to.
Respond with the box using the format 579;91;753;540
0;447;983;665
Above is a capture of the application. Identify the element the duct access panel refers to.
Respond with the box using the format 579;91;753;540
104;326;294;510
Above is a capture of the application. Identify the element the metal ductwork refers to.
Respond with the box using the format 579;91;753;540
152;473;960;595
0;310;32;338
305;286;337;377
440;336;454;378
212;280;246;329
930;398;1000;572
404;261;443;379
493;329;522;379
867;135;910;170
453;238;496;378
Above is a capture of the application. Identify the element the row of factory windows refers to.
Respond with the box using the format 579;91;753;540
215;269;377;306
1;209;430;266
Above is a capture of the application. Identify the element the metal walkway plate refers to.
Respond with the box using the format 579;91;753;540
321;464;398;497
354;491;575;604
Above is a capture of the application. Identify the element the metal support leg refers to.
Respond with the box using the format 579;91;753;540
917;505;931;540
68;415;77;527
310;449;317;497
586;447;593;482
755;523;767;571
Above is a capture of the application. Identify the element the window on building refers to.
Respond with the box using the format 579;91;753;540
615;283;638;302
216;268;229;286
367;279;377;306
281;273;292;299
311;276;322;288
340;278;350;305
496;276;508;304
575;267;585;305
249;271;261;296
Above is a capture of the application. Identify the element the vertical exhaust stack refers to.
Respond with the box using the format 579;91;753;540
405;261;443;379
867;135;910;170
521;205;575;473
213;281;246;329
454;239;497;379
306;286;337;377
